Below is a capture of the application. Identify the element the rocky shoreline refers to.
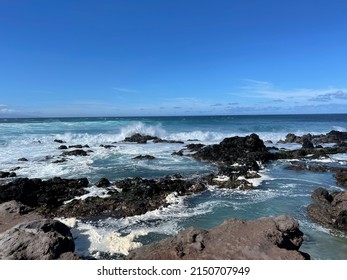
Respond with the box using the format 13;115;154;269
0;131;347;259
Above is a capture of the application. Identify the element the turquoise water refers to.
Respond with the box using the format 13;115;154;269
0;114;347;259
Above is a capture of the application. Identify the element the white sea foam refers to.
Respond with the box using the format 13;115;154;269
330;153;347;161
64;185;111;204
332;126;346;132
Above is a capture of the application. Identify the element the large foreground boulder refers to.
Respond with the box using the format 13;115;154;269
0;219;77;260
307;188;347;231
128;215;309;260
0;200;42;233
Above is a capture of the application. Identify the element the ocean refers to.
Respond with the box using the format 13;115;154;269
0;114;347;259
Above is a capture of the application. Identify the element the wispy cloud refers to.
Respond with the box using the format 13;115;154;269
112;87;140;94
0;104;16;114
238;79;347;104
308;90;347;102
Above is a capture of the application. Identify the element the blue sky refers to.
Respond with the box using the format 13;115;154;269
1;0;347;117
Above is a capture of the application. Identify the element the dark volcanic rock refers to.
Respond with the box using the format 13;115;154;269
278;130;347;146
123;133;160;144
56;176;206;219
69;144;90;149
0;219;77;260
302;137;314;149
307;188;347;231
153;139;184;144
192;133;271;164
52;158;68;164
0;177;89;215
275;146;347;160
54;139;65;143
100;144;117;149
184;134;274;189
96;178;111;188
326;130;347;143
123;134;183;144
57;145;68;150
18;157;28;162
61;149;88;156
0;171;16;178
128;215;309;260
132;155;156;160
185;143;205;151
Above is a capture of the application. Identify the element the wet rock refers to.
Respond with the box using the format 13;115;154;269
123;134;183;144
100;144;117;149
69;144;90;149
278;130;347;146
192;134;271;164
326;130;347;144
185;143;205;151
61;149;88;156
52;158;68;164
128;215;309;260
0;177;89;215
171;150;184;156
153;139;184;144
275;146;347;160
0;171;16;178
18;157;28;162
0;219;77;260
302;137;314;149
10;167;20;172
54;139;65;143
56;176;207;219
96;178;111;188
123;133;160;144
186;134;274;189
132;155;156;160
58;145;68;150
307;188;347;231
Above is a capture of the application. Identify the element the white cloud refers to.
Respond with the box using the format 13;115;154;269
237;79;347;104
112;87;140;94
0;104;16;114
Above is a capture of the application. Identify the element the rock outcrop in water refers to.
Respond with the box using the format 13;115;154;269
278;130;347;146
55;175;206;219
174;133;275;189
123;133;184;144
128;215;309;260
307;188;347;231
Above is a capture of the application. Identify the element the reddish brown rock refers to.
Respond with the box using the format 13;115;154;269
128;215;309;260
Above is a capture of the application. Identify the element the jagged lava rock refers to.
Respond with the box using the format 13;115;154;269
0;177;89;213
